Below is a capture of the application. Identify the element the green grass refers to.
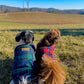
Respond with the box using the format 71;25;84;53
0;22;84;84
0;12;84;24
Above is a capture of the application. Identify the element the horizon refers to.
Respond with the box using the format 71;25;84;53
0;0;84;10
0;5;84;10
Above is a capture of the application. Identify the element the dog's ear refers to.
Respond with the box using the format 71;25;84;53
15;31;26;42
32;37;34;41
15;33;21;42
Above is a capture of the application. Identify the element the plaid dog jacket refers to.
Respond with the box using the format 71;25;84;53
36;44;56;61
12;44;36;82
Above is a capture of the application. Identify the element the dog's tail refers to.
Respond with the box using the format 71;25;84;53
39;54;66;84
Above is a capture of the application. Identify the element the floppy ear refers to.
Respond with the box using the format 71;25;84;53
15;33;21;42
32;37;34;41
15;31;26;42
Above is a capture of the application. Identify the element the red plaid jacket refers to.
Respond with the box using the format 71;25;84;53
36;44;56;61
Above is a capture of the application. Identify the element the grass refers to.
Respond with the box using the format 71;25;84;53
0;22;84;84
0;12;84;24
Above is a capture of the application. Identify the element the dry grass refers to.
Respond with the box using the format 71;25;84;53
0;12;84;24
0;22;84;84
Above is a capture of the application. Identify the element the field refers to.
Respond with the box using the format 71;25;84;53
0;12;84;24
0;22;84;84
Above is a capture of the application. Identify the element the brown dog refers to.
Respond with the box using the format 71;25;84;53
36;29;65;84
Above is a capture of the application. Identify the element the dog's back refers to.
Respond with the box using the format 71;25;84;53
12;45;36;82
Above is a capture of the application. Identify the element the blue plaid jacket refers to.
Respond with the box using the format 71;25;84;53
12;44;36;81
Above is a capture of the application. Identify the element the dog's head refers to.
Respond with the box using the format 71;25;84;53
40;29;60;46
15;30;34;44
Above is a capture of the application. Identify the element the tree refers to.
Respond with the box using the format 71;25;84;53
22;9;26;12
4;9;10;13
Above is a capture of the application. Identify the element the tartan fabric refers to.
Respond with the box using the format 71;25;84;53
12;44;36;81
30;44;35;51
36;45;56;61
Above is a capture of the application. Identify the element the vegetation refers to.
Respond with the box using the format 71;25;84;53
4;9;10;13
0;22;84;84
0;12;84;24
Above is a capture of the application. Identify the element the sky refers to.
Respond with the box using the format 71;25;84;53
0;0;84;10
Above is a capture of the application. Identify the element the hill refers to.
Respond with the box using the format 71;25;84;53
0;5;23;12
0;5;84;14
0;12;84;24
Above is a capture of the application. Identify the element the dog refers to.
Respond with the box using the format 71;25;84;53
10;30;38;84
35;29;66;84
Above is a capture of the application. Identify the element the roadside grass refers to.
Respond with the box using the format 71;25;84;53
0;22;84;84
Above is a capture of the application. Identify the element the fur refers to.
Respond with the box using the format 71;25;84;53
10;30;37;84
15;30;34;44
36;29;66;84
38;29;60;47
